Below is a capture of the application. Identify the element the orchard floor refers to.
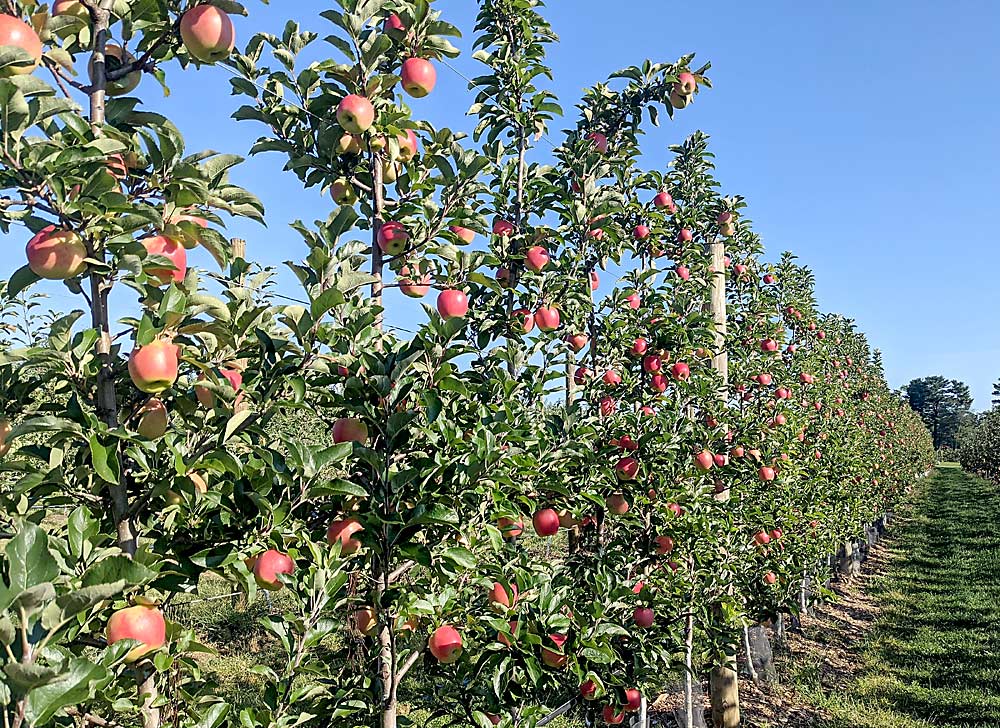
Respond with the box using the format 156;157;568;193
737;465;1000;728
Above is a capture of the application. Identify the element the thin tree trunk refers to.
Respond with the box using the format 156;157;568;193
742;625;758;684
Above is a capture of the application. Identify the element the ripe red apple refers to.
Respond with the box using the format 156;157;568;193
771;414;787;427
586;131;608;153
615;456;639;481
429;625;462;663
333;417;368;445
642;355;662;373
532;508;560;537
327;518;364;555
398;266;430;298
401;57;436;97
128;339;179;394
180;5;234;63
141;235;187;285
497;516;523;539
383;13;405;33
602;706;625;725
581;679;598;700
336;94;375;133
759;466;776;482
534;306;560;332
590;270;600;290
677;228;693;243
755;373;773;386
630;338;648;356
670;362;690;381
449;225;475;243
493;219;515;237
625;293;641;309
195;367;242;408
603;370;622;386
653;191;674;210
624;689;642;712
165;211;209;249
349;606;378;637
377;221;409;256
753;531;770;546
26;226;87;279
713;453;727;468
675;265;690;281
633;607;654;628
731;446;745;458
763;274;775;284
770;528;783;540
649;374;667;393
675;71;697;94
566;333;589;352
436;289;469;319
107;604;166;662
489;581;518;611
253;549;294;591
52;0;88;20
654;535;674;554
694;450;714;471
511;308;534;334
633;224;650;240
606;493;629;514
541;634;568;668
761;338;778;352
525;245;550;272
599;396;616;416
0;14;42;76
574;366;591;385
136;398;168;439
764;571;777;585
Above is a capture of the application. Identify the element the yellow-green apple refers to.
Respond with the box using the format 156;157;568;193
633;606;654;628
398;266;430;298
327;518;363;554
534;305;559;332
401;57;436;97
337;133;362;155
136;398;168;439
141;235;186;284
0;14;41;76
330;178;357;206
377;221;408;255
91;43;140;95
337;94;375;133
436;289;468;319
128;339;179;394
429;625;462;663
449;225;475;243
0;418;11;457
541;634;567;668
333;417;368;445
180;5;235;63
532;508;559;537
253;549;294;591
669;90;690;108
106;605;166;662
26;226;87;279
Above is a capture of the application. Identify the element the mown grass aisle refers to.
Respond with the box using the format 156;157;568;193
793;465;1000;728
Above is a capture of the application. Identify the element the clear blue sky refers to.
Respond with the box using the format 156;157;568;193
8;1;999;408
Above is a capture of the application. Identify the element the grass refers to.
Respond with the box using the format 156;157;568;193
785;465;1000;728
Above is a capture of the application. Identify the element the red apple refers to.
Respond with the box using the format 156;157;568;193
107;605;166;662
165;211;209;249
253;549;294;591
615;457;639;481
606;493;629;514
630;338;648;356
0;14;41;76
336;94;375;133
327;518;364;555
195;367;242;408
525;245;550;272
694;450;713;471
377;221;409;256
654;535;674;555
642;355;662;373
633;607;654;628
436;289;469;319
761;338;778;352
653;191;674;210
395;129;419;162
128;339;179;394
401;57;436;97
633;224;650;240
602;706;625;725
754;531;771;546
581;679;598;700
398;266;430;298
599;396;616;416
675;265;690;281
449;225;475;243
590;270;600;290
625;293;641;309
574;367;591;385
429;625;462;663
141;235;187;285
759;466;776;482
532;508;560;537
566;333;589;352
541;634;568;668
26;226;87;279
764;571;777;585
180;5;234;63
675;71;697;94
649;374;667;393
677;228;693;243
534;306;560;332
624;689;642;712
489;581;518;611
493;219;515;237
511;308;534;334
586;131;608;153
333;417;368;445
497;517;523;539
670;362;690;381
603;370;622;386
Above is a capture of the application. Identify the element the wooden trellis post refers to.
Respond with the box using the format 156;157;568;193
707;235;741;727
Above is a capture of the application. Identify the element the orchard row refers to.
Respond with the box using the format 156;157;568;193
0;2;932;728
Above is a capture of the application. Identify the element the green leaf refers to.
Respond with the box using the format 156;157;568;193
88;434;120;484
45;582;126;630
24;657;111;725
5;523;58;595
81;556;155;588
